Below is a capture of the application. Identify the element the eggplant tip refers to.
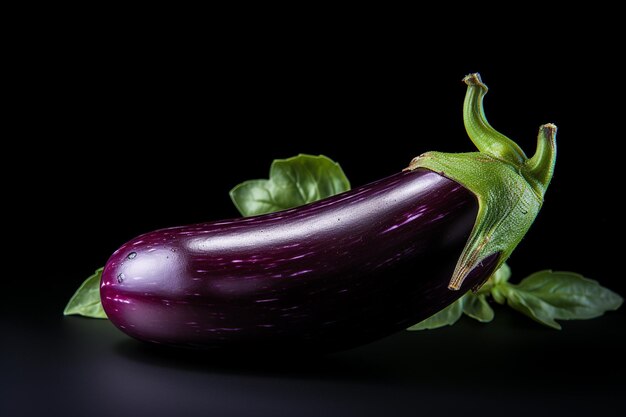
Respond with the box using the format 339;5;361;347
540;123;557;133
463;73;484;87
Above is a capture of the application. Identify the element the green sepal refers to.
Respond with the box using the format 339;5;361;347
406;74;557;291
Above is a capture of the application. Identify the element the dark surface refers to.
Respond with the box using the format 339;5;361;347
3;309;625;417
8;16;626;417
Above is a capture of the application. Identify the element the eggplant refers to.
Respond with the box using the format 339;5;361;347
101;73;557;351
101;169;494;350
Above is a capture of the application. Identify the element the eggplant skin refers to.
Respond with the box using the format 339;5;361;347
101;168;497;352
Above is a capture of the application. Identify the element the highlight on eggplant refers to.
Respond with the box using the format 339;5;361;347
87;74;558;351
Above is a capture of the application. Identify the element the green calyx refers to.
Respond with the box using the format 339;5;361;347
406;73;557;291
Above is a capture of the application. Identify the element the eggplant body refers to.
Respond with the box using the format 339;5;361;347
101;169;497;351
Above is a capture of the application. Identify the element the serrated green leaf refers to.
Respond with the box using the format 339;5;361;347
408;297;465;330
462;292;495;322
63;268;107;319
501;271;623;329
229;154;351;217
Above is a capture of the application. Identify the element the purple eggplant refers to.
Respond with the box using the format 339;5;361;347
100;73;557;351
102;169;495;351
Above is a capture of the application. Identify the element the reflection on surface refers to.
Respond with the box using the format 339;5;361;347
2;312;625;417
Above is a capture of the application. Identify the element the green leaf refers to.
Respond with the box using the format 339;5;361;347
501;271;623;329
492;263;511;285
488;263;511;304
462;292;495;322
491;286;507;305
63;268;107;319
408;297;465;330
229;154;351;217
476;262;510;296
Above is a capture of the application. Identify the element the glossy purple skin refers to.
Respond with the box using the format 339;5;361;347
101;169;497;351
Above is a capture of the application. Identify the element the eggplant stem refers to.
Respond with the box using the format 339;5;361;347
525;123;558;196
463;73;527;165
408;73;557;292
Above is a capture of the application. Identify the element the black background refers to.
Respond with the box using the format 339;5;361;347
4;15;625;417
